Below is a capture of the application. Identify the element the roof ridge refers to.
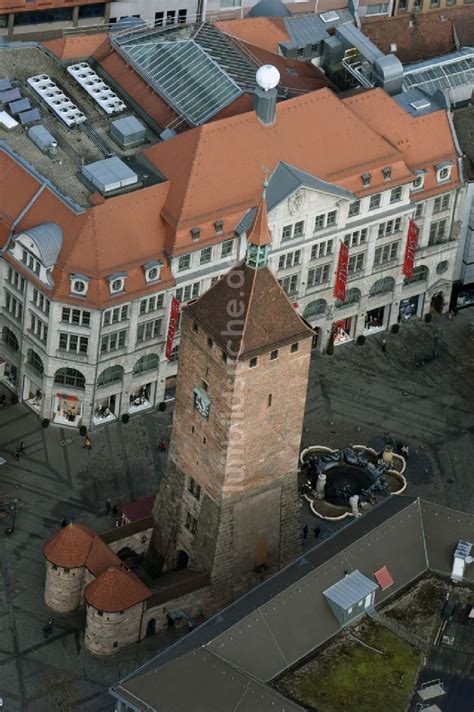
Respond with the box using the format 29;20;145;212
237;263;258;360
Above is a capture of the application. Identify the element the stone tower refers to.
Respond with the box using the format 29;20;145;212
150;188;313;604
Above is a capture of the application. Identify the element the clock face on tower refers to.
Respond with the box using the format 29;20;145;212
194;388;211;420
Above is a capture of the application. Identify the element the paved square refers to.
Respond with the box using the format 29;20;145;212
0;309;473;710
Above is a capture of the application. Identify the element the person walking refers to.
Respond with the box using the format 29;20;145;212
381;338;387;353
82;436;92;450
313;526;321;539
303;525;309;539
43;618;54;639
14;448;20;462
105;498;111;515
19;441;26;455
61;516;67;528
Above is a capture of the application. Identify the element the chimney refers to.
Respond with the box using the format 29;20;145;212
254;65;280;126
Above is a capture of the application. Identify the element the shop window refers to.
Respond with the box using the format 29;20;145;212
369;277;395;297
27;349;44;375
403;266;429;286
436;261;449;275
335;288;361;309
2;327;19;351
303;299;326;318
54;367;85;389
97;365;124;388
133;354;159;376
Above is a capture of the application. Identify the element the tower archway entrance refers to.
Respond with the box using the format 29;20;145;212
176;550;189;570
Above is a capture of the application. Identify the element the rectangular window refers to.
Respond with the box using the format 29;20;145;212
278;274;298;295
103;305;128;326
366;2;389;12
221;239;233;257
314;214;325;231
369;193;382;210
433;194;450;214
291;343;299;353
32;288;50;315
270;349;278;360
294;221;304;237
7;267;26;292
136;318;162;343
200;247;212;265
281;225;293;241
378;217;402;238
4;289;23;322
398;0;407;10
30;314;48;343
58;332;88;353
348;253;365;275
344;229;367;247
100;330;127;353
155;10;163;25
178;254;191;271
326;210;337;226
166;9;176;23
390;187;403;203
414;203;424;220
373;241;400;266
188;477;201;500
348;200;361;217
310;239;333;260
429;219;447;245
175;282;200;304
249;357;257;368
61;306;90;326
185;511;198;534
278;250;301;270
139;294;165;315
307;263;331;287
178;8;187;22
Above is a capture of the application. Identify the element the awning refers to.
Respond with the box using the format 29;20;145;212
56;393;79;401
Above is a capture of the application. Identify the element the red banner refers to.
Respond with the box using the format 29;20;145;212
334;242;349;302
165;297;180;360
403;219;419;279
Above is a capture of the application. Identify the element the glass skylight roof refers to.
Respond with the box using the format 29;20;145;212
119;39;241;126
403;49;474;94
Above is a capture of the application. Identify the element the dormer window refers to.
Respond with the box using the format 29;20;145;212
214;220;224;234
191;227;201;242
144;260;162;284
108;272;127;295
412;174;425;191
70;274;90;297
382;167;392;181
436;163;452;183
362;173;371;187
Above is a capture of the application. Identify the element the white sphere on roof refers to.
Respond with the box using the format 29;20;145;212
256;65;280;91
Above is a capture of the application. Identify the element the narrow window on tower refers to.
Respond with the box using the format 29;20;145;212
270;350;278;360
249;357;258;368
291;343;299;353
221;351;227;363
207;337;213;348
193;321;199;332
268;394;272;407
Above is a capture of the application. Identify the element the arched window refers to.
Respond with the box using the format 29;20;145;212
2;327;19;352
97;365;124;388
27;349;44;375
303;299;327;319
133;353;159;376
54;367;85;389
369;277;395;297
436;261;448;275
403;266;428;286
335;288;361;309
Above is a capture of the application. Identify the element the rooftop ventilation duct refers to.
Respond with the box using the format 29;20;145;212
254;65;280;126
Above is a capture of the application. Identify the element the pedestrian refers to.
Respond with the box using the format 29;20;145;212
105;498;111;515
313;526;321;539
159;439;167;452
401;445;409;461
19;441;26;454
14;448;20;462
112;504;119;517
82;436;92;450
381;338;387;353
61;516;67;528
115;518;121;528
303;525;309;539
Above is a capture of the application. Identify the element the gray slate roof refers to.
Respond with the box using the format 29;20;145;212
247;0;291;17
21;222;63;267
280;10;354;50
323;570;378;609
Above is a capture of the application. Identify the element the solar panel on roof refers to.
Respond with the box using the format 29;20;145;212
0;79;12;92
0;88;21;104
19;108;41;125
9;98;31;115
119;39;241;126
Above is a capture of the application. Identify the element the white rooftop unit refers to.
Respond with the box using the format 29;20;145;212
451;540;473;582
82;156;138;193
110;115;146;148
0;110;18;130
27;75;86;127
67;63;126;116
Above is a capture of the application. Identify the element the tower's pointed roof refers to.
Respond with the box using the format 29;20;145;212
186;260;313;360
43;522;96;568
246;189;272;247
84;566;151;612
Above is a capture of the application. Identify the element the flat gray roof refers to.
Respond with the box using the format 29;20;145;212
323;570;378;609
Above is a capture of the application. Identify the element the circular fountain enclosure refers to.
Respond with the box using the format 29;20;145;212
323;463;374;505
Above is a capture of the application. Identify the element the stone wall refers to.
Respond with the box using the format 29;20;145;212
140;585;211;639
85;601;145;655
44;561;85;613
107;528;153;556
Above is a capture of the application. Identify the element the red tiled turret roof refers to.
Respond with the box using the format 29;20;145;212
84;567;151;612
43;523;95;569
246;192;272;247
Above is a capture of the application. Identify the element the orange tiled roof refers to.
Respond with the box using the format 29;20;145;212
215;17;289;54
43;523;96;568
84;566;151;612
247;194;272;247
85;535;121;576
44;33;108;61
